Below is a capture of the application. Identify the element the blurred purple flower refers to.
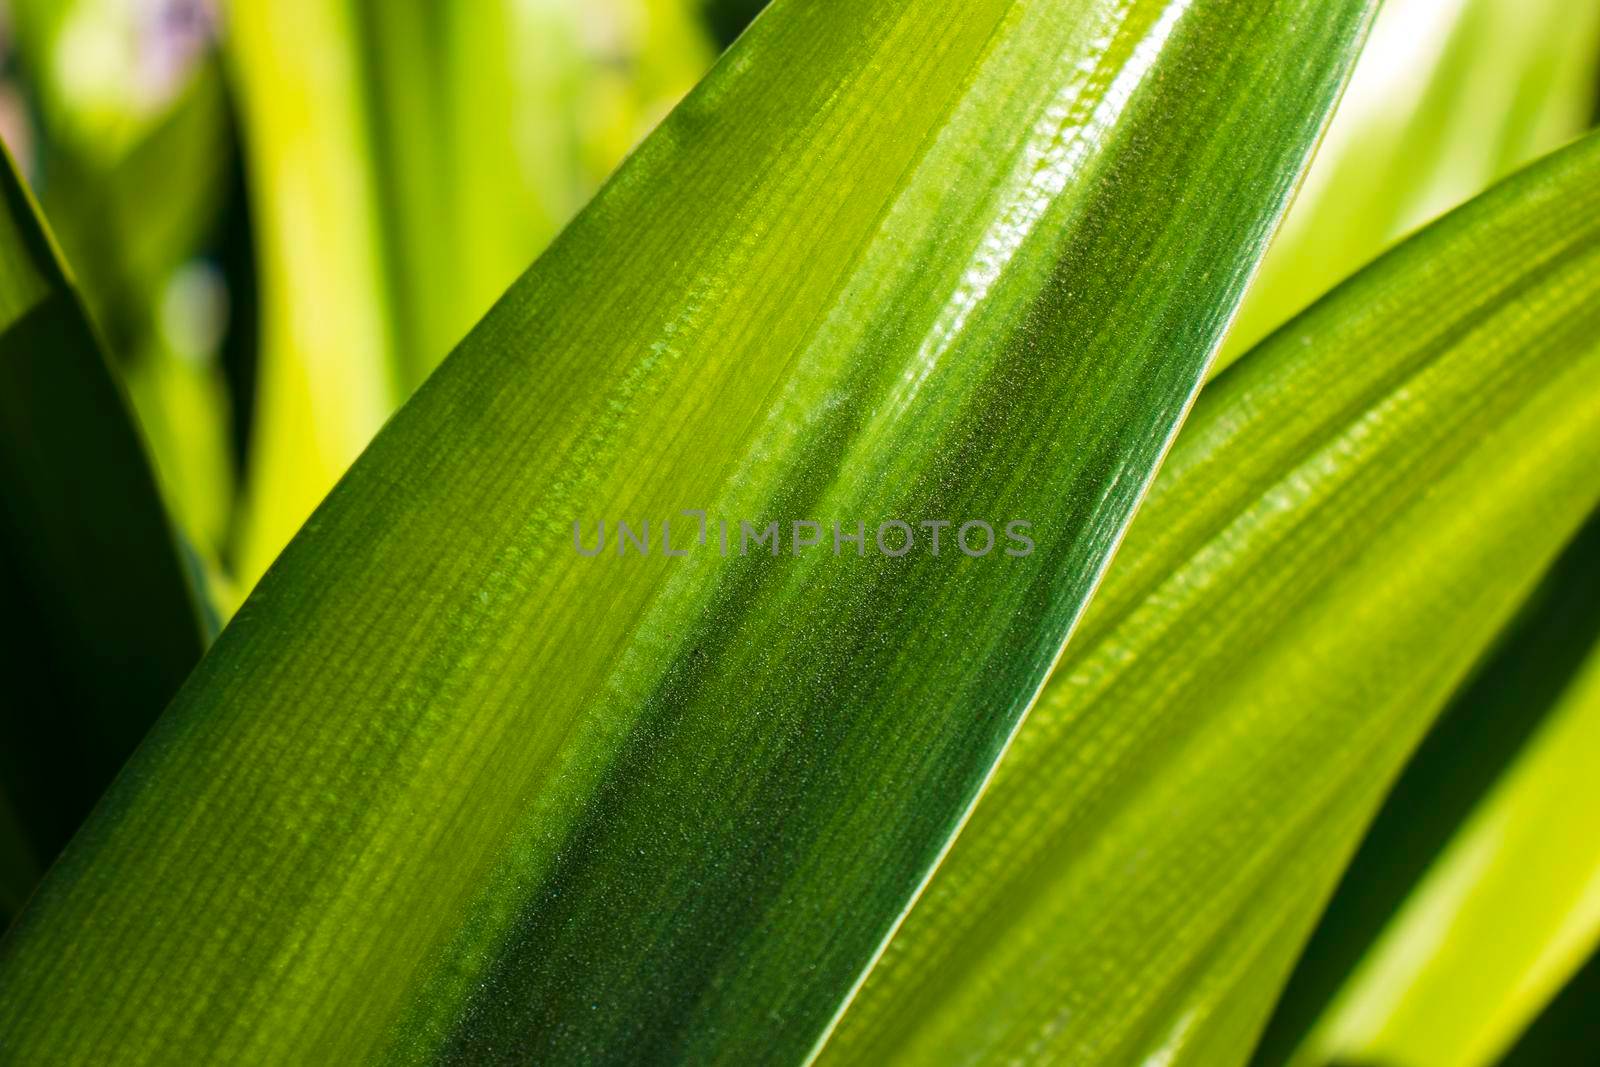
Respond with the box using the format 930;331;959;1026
135;0;219;105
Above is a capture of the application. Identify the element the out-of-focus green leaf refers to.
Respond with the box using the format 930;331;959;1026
5;0;240;565
1288;597;1600;1065
701;0;770;47
0;1;1374;1062
818;132;1600;1067
0;145;207;912
225;0;401;588
1219;0;1600;368
34;66;239;564
33;65;230;353
1497;945;1600;1065
0;790;38;922
4;0;215;163
1253;510;1600;1067
119;297;238;581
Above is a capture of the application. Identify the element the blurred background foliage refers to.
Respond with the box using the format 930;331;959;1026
0;0;716;601
0;0;1597;1062
1220;0;1600;368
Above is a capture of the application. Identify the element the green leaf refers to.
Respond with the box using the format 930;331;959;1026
4;0;240;568
225;0;404;587
817;131;1600;1067
1253;510;1600;1066
3;0;212;163
31;66;232;356
0;1;1374;1062
0;145;208;910
1218;0;1600;370
1287;561;1600;1066
35;66;241;570
359;0;712;387
227;0;712;589
1497;945;1600;1065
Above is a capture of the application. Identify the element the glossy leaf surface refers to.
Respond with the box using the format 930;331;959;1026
0;1;1372;1063
820;132;1600;1067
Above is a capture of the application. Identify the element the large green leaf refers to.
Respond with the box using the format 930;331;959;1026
1253;510;1600;1066
1218;0;1600;369
817;131;1600;1067
0;146;208;916
1287;566;1600;1066
0;0;1374;1062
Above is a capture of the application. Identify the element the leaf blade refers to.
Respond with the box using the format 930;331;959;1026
0;2;1375;1063
224;0;403;586
0;145;207;907
356;0;712;387
1218;0;1600;370
819;131;1600;1067
1253;510;1600;1065
1292;585;1600;1066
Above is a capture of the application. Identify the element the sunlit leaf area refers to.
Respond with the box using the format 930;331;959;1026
0;1;1596;1064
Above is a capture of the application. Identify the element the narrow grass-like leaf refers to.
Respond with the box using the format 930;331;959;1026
0;146;207;905
819;132;1600;1067
1218;0;1600;369
1254;511;1600;1066
1290;604;1600;1065
0;1;1373;1062
225;0;402;586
